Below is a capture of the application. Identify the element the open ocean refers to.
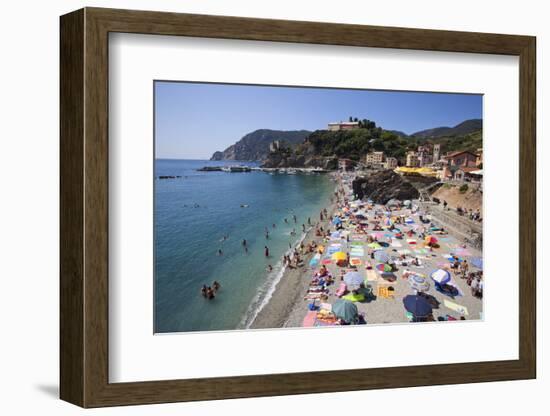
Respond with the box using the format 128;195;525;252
154;159;334;333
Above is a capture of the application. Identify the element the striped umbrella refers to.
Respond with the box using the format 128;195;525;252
408;274;430;292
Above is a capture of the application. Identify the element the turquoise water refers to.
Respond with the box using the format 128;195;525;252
154;159;334;333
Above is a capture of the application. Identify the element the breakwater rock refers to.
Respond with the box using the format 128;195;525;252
352;170;419;204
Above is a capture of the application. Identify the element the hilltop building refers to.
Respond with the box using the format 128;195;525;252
327;121;360;131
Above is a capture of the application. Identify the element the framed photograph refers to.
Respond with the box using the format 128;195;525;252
60;7;536;408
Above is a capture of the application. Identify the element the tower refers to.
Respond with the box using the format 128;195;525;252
433;143;441;163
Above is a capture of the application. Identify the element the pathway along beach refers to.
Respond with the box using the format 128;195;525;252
250;172;483;329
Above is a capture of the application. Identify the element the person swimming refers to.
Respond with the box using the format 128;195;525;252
206;286;215;299
213;281;220;291
201;285;207;298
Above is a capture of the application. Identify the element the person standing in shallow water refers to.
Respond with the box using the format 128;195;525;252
264;246;269;257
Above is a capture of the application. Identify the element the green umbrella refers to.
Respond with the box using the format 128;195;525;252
332;299;359;323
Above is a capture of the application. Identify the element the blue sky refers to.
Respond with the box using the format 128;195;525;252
155;81;482;159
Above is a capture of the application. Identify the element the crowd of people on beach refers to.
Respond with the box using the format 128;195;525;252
293;173;484;327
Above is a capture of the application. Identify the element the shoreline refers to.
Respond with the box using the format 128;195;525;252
249;177;340;329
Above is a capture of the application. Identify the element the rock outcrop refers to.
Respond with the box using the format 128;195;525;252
210;129;311;161
352;170;420;204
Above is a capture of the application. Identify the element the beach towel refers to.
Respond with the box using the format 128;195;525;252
398;249;411;255
443;299;469;316
321;259;332;265
407;239;417;245
343;293;365;302
349;258;362;266
320;302;332;312
302;311;317;327
335;282;347;297
309;253;321;267
391;241;402;248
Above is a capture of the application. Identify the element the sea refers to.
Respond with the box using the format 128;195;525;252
154;159;335;333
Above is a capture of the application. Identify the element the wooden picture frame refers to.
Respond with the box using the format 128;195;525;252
60;7;536;408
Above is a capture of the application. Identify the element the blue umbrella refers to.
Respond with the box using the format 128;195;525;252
471;257;483;269
332;217;342;225
332;299;359;323
431;269;451;284
403;294;433;318
374;250;390;263
344;271;364;287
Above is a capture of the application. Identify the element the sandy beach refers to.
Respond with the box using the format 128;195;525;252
250;192;339;329
251;172;483;330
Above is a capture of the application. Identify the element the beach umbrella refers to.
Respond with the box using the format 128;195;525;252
403;295;433;318
330;231;341;239
404;200;412;207
471;257;483;269
344;271;364;287
408;274;430;292
374;250;390;262
431;269;451;284
368;242;382;250
376;263;392;272
331;251;347;261
332;299;359;323
425;235;438;245
332;217;342;225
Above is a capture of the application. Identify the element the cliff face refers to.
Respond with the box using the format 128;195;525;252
210;129;311;161
352;170;420;204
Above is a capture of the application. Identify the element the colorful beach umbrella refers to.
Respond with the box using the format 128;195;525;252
376;263;392;272
408;274;430;292
331;251;347;261
368;242;382;250
374;251;390;262
332;299;358;323
431;269;451;284
344;271;364;287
